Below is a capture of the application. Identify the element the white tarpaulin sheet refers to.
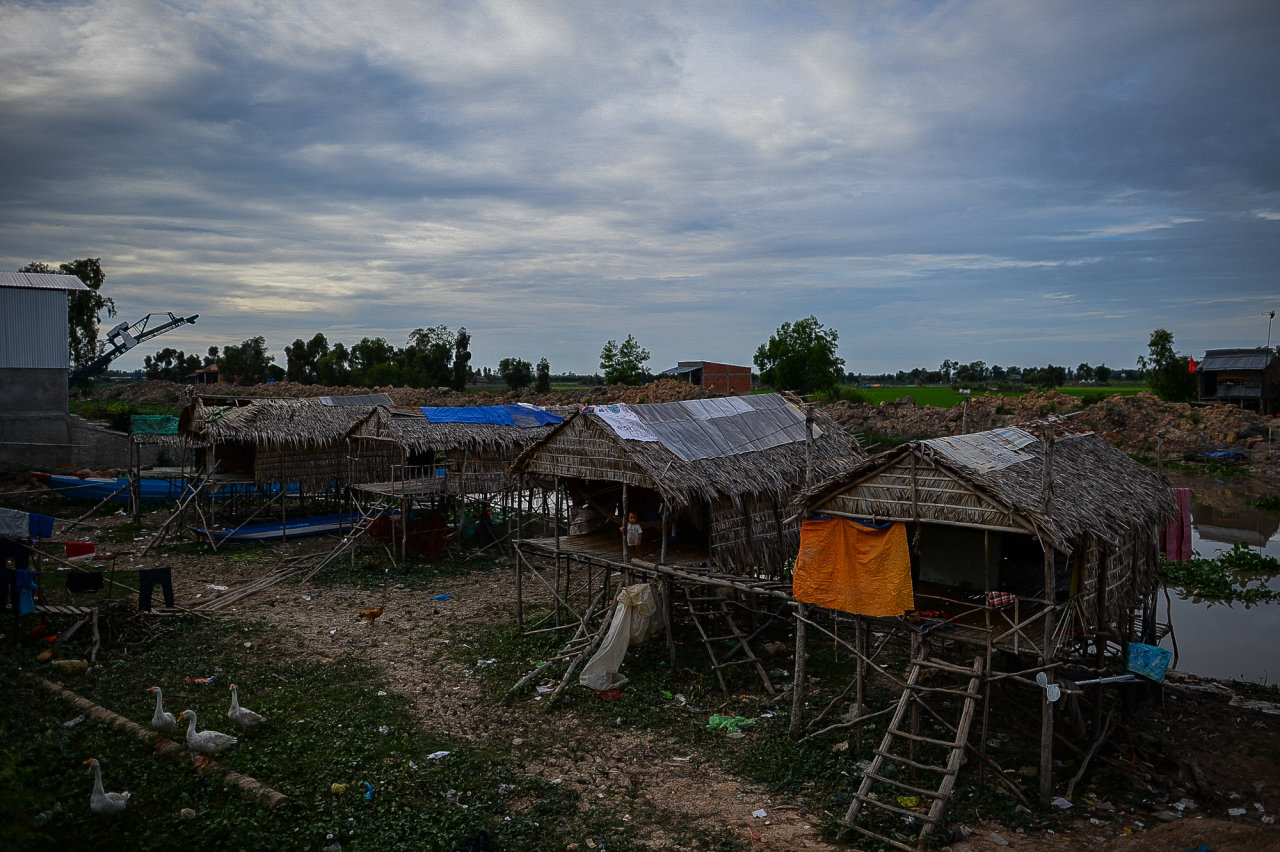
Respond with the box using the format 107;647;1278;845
589;404;659;442
579;583;659;691
591;394;817;462
923;427;1038;473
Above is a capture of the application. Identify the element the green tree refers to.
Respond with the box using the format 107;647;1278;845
403;326;453;388
218;336;273;385
1094;363;1112;384
452;327;472;391
1041;364;1066;389
316;341;350;386
599;334;651;385
535;357;551;393
1139;329;1197;402
143;347;200;381
350;336;398;386
1076;362;1095;383
285;333;329;384
753;315;844;394
498;357;533;391
21;257;115;374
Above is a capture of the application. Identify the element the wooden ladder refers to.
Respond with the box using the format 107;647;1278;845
681;586;775;696
843;653;984;851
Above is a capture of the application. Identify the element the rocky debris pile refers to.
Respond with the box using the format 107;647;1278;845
827;390;1087;445
86;380;1279;469
829;389;1277;464
99;377;720;409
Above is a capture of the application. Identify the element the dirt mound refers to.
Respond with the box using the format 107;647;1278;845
91;381;1279;475
829;390;1277;466
96;377;721;409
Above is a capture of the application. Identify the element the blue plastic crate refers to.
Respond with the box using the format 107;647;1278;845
1127;642;1172;682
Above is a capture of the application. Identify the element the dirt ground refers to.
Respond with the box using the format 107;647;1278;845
16;503;1271;851
22;382;1280;849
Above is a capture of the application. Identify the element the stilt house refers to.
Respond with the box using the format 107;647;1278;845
789;418;1177;845
514;393;862;575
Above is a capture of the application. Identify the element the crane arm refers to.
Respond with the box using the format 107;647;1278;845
69;312;199;387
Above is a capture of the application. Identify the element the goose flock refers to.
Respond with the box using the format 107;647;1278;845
86;683;268;816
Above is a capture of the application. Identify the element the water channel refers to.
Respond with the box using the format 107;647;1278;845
1159;470;1280;684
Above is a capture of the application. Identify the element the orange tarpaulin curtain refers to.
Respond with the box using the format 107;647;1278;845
792;518;914;617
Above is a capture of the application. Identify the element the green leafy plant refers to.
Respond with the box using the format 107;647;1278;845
1162;543;1280;604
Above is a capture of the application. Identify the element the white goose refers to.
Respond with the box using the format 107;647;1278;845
227;683;266;728
148;685;176;734
178;709;238;762
84;757;130;817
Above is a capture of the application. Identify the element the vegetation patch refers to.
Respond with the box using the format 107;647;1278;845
1162;543;1280;604
0;616;593;852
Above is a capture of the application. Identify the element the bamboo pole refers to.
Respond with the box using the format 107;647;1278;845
789;602;808;738
1039;425;1057;806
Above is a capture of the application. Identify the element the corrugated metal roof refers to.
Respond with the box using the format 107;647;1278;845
320;393;394;407
0;272;91;291
1200;350;1275;371
590;394;816;462
924;427;1038;472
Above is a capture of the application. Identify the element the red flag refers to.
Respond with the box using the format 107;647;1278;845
1188;356;1197;374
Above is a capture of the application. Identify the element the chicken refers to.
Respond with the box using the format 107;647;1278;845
357;606;384;624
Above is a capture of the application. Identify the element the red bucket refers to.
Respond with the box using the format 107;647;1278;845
64;541;95;560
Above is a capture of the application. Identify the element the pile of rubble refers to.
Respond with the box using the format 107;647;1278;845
828;389;1277;464
92;380;1277;468
101;377;720;409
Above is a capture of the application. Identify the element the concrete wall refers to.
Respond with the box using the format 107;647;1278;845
0;366;74;469
67;416;167;471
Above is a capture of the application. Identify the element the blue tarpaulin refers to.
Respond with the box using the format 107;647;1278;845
419;405;562;428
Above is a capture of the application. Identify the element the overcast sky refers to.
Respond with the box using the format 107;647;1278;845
2;1;1277;377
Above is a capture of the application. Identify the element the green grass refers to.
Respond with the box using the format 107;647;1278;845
848;385;1146;408
0;614;657;852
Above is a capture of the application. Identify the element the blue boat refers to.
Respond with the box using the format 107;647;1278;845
190;511;384;543
31;471;188;504
31;471;286;504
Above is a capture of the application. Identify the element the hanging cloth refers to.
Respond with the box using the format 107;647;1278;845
15;568;37;616
793;518;914;616
1160;487;1193;563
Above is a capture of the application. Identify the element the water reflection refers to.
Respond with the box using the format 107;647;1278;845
1160;472;1280;683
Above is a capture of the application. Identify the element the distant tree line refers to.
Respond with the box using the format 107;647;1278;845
20;258;1204;404
848;360;1138;390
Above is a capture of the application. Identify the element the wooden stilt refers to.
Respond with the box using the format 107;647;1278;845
790;602;808;738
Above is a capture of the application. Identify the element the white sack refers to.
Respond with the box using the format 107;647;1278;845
579;583;658;691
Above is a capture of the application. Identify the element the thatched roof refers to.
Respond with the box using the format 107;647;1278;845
185;397;377;448
513;393;863;509
796;418;1175;554
355;405;571;456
